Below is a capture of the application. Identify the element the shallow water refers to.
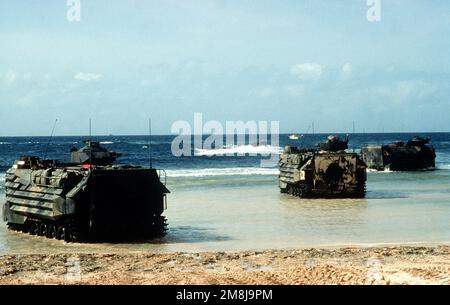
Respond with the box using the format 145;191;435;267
1;170;449;254
0;133;449;254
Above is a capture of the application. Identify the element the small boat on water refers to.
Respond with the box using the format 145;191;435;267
288;134;300;140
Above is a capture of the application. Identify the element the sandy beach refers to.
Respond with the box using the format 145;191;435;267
0;246;448;285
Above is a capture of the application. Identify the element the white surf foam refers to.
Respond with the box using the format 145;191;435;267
436;164;450;170
0;173;5;190
367;166;440;173
166;167;279;177
100;141;114;145
366;168;394;173
195;144;282;156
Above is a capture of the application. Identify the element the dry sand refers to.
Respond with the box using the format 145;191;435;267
0;246;449;285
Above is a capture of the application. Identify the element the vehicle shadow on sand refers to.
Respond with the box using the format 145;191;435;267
88;226;233;245
157;225;232;244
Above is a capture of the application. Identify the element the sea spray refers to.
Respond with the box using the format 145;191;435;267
195;144;282;157
166;167;279;177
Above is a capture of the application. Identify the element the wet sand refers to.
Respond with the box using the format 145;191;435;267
0;246;448;285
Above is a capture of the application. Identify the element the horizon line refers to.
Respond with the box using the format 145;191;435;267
0;131;449;138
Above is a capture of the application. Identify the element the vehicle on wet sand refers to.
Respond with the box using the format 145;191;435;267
2;141;169;242
279;135;367;198
361;136;436;171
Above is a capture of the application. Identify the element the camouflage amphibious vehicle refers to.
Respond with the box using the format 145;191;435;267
361;136;436;171
2;140;169;242
279;135;367;198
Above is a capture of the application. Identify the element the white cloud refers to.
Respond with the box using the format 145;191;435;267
290;63;323;80
369;80;438;104
286;85;305;97
254;87;276;98
74;72;102;81
395;80;437;99
340;63;352;80
342;63;352;74
342;63;351;74
3;70;17;84
23;72;32;80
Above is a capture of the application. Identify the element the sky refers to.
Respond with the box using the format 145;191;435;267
0;0;449;136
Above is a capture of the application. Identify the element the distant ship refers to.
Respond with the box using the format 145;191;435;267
288;134;300;140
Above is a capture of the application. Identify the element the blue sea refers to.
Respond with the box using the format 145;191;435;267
0;133;449;254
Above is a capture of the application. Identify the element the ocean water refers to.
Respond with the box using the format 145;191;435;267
0;133;449;254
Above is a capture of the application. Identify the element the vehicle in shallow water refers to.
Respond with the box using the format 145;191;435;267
361;136;436;171
279;135;367;198
2;140;169;242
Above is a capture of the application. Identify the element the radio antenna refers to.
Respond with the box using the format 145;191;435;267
148;118;153;168
352;120;355;152
300;124;311;148
89;118;93;166
43;119;58;160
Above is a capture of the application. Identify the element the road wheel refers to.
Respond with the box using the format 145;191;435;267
57;226;66;240
30;222;39;235
39;224;47;237
288;186;294;195
49;225;57;239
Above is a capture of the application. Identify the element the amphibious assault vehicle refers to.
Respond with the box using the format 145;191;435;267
361;136;436;171
2;140;169;242
279;135;367;198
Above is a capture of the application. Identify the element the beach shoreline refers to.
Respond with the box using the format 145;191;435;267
1;245;448;285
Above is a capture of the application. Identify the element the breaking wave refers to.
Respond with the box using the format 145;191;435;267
0;173;5;190
367;166;440;173
166;167;279;177
100;141;114;145
436;164;450;170
195;145;282;156
366;168;394;173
